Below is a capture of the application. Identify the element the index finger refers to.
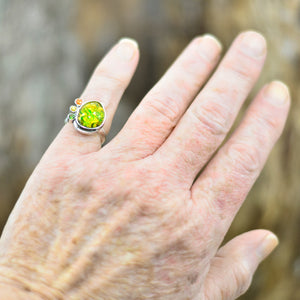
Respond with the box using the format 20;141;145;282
46;38;139;157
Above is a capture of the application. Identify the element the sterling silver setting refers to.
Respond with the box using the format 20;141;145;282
65;99;106;135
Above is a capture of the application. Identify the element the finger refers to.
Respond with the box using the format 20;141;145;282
156;31;267;185
201;230;278;300
192;81;290;238
48;38;139;157
111;35;222;160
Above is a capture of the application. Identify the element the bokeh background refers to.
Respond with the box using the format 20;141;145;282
0;0;299;299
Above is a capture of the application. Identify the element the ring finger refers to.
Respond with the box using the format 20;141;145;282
111;35;222;160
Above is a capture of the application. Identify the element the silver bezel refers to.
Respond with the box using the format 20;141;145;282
73;101;106;135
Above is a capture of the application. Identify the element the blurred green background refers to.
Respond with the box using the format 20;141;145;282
0;0;299;299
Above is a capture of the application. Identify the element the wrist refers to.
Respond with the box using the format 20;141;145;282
0;264;59;300
0;283;43;300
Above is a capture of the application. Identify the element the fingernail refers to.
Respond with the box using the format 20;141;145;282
198;34;222;62
258;233;279;260
117;38;138;60
240;31;266;58
265;81;290;105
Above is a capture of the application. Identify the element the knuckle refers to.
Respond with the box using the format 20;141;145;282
182;47;214;73
257;113;281;134
233;262;253;297
95;69;128;89
227;142;261;175
249;115;278;147
180;149;202;169
145;92;180;125
191;101;230;137
263;117;279;132
222;52;261;82
223;61;252;81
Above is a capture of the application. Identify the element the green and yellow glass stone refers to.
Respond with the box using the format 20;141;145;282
65;99;106;134
77;101;105;129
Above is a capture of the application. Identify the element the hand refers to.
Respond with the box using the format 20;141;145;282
0;32;290;300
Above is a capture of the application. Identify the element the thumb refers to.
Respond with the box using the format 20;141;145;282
201;230;279;300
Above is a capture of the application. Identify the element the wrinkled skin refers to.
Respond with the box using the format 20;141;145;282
0;32;290;299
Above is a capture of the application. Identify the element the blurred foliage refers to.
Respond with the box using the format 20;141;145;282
0;0;299;299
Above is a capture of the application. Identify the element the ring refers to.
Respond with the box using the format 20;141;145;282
65;98;106;135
